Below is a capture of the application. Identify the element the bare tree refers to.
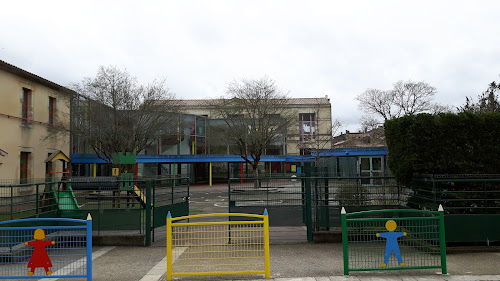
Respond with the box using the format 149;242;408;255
209;77;296;178
356;80;439;121
356;88;397;120
360;115;382;133
57;66;178;166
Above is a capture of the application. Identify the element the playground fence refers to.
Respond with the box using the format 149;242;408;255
341;206;447;275
0;216;92;280
166;211;270;281
0;177;189;246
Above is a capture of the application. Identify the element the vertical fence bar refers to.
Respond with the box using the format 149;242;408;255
98;184;101;235
228;179;231;212
438;204;447;274
263;209;271;278
166;212;173;281
10;185;13;220
36;183;39;217
305;176;313;242
152;180;156;242
324;175;330;230
86;213;93;281
145;180;152;246
341;207;349;275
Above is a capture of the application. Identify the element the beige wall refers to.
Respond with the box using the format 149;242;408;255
176;100;333;156
286;104;332;155
0;69;70;183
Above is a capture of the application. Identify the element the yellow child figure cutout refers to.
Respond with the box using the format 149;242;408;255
376;220;407;268
25;229;55;275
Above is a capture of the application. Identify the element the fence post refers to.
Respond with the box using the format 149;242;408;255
166;211;173;281
305;175;313;242
36;183;39;217
263;208;271;278
438;204;447;274
87;213;93;281
324;171;330;230
145;180;152;246
341;207;349;275
10;185;13;220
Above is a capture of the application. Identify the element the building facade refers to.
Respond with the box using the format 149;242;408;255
0;60;72;184
70;97;333;182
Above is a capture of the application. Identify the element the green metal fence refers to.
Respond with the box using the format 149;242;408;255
341;207;447;275
228;175;409;243
411;174;500;243
0;177;189;245
228;176;307;243
311;176;411;230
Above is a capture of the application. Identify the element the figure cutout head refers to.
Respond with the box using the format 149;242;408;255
385;220;397;231
33;229;46;240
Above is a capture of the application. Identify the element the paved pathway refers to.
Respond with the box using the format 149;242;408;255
45;245;496;281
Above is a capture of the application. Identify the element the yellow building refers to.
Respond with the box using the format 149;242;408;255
0;60;73;185
174;97;333;156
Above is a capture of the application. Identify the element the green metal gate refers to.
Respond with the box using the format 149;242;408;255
341;207;447;275
228;177;308;242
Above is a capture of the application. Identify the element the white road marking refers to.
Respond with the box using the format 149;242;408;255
138;247;187;281
40;246;115;281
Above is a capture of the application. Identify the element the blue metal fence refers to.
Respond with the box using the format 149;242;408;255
0;216;92;280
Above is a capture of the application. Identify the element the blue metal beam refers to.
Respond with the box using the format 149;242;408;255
70;154;317;164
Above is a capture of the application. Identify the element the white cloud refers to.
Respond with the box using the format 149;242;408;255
1;0;499;132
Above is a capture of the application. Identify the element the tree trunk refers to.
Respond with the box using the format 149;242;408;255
253;163;260;187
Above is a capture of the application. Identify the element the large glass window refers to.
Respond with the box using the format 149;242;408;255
299;113;315;142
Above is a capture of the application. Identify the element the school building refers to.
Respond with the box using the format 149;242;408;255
0;60;390;184
0;60;73;184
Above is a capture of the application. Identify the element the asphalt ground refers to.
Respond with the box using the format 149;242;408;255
83;244;500;281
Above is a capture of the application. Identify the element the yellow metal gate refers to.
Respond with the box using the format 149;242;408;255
166;210;271;280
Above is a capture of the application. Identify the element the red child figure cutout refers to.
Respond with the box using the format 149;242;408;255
25;228;55;275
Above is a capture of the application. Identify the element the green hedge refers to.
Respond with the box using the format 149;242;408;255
385;112;500;184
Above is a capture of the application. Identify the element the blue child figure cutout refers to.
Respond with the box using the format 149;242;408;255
376;220;407;267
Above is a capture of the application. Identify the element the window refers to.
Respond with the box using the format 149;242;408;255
46;153;53;179
22;88;31;124
20;152;30;184
359;156;384;185
49;97;56;125
299;113;315;142
300;148;312;155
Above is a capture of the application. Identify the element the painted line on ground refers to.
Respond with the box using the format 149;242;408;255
40;246;115;281
139;247;187;281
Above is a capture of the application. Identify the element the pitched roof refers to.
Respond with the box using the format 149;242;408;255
0;60;76;95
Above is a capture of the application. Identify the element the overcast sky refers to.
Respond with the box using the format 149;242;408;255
1;0;499;132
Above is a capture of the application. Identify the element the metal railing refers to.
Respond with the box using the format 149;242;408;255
0;217;92;280
312;176;412;230
341;207;447;275
166;211;270;281
0;177;190;245
411;175;500;214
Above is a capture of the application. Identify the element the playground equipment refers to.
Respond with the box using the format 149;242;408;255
50;183;81;212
